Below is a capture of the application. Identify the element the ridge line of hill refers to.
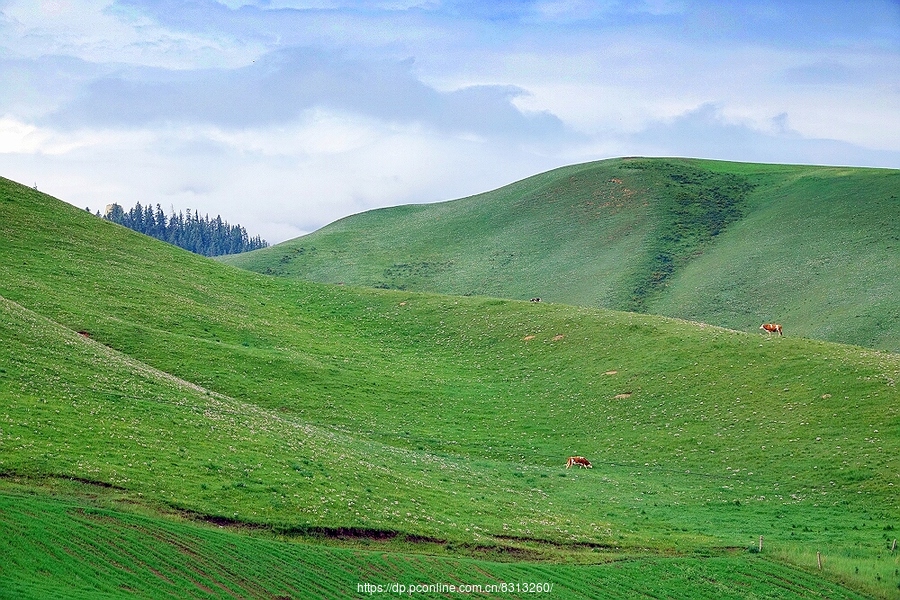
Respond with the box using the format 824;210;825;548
221;157;900;353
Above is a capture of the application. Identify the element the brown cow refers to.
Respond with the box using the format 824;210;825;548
566;456;592;469
760;323;783;336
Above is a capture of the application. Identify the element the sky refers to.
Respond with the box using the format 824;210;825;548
1;0;899;244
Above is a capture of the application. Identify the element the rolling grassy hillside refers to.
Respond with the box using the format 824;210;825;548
2;176;899;597
222;158;900;353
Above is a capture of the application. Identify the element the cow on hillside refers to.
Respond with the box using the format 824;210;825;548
760;323;783;336
566;456;592;469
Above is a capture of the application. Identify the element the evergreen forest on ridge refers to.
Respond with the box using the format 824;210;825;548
103;201;268;257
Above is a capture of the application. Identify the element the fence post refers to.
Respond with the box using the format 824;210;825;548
816;551;822;570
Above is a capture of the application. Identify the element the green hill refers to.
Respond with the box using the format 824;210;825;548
222;158;900;353
2;176;899;597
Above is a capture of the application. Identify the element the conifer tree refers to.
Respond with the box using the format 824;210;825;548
101;202;268;256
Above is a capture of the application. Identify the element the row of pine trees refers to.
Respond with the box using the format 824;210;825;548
99;202;268;257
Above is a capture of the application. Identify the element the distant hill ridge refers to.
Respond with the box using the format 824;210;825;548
222;157;900;352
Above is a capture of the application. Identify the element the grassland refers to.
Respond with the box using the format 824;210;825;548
2;175;899;597
1;485;876;599
222;158;900;353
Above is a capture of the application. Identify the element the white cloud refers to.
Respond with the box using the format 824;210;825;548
207;109;384;156
0;0;897;247
0;117;46;154
0;115;160;155
624;103;900;168
2;108;561;243
1;0;262;68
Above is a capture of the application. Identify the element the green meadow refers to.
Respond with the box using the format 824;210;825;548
2;172;899;598
223;158;900;353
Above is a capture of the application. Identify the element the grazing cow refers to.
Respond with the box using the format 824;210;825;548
530;297;541;302
760;323;783;336
566;456;592;469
